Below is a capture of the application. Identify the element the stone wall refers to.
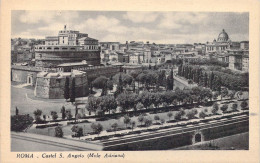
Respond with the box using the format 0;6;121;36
80;66;122;81
35;71;89;99
11;68;40;86
35;51;101;67
103;119;249;150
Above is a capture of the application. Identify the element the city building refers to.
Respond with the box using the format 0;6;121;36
240;41;249;50
205;29;232;53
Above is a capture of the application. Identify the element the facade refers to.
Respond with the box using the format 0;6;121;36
228;54;249;72
240;41;249;50
205;29;231;53
129;53;140;64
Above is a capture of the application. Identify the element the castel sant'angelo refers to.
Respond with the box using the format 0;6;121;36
11;26;121;99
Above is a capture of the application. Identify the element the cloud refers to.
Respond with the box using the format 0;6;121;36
19;11;79;24
158;12;208;30
19;11;56;24
13;11;248;43
123;12;159;23
75;15;120;32
12;31;44;39
37;23;65;36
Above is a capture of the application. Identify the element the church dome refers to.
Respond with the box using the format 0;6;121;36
217;29;229;42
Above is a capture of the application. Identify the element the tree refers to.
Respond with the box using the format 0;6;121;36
221;88;229;100
111;122;118;133
11;114;33;132
101;80;108;96
15;107;19;115
92;76;108;89
100;95;117;114
91;123;103;136
160;119;165;125
136;102;144;110
86;96;100;115
186;110;196;119
123;115;131;128
130;121;136;131
61;106;66;119
55;126;63;138
228;90;236;99
71;125;83;138
107;79;114;91
179;108;185;118
65;109;73;120
199;111;207;119
232;103;238;112
51;111;58;121
240;101;248;110
174;111;181;121
70;78;76;103
74;105;79;122
43;115;46;122
144;119;152;129
117;93;136;112
114;74;124;97
154;115;160;123
166;69;174;90
138;115;144;126
64;77;70;101
212;103;219;115
220;104;228;114
167;112;173;121
33;109;42;123
138;91;152;109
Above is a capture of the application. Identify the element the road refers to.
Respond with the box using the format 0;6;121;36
11;132;103;151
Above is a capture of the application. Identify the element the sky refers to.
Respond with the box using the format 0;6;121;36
12;11;249;44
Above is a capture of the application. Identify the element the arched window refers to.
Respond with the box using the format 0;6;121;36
62;47;68;50
54;47;59;50
39;47;42;49
47;47;51;50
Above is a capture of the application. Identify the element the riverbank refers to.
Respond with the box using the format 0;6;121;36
173;132;249;150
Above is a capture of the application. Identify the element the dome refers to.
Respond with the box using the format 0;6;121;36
217;29;229;42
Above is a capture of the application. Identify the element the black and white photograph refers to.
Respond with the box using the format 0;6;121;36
10;10;250;152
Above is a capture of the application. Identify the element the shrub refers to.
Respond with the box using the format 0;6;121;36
11;114;33;132
55;126;63;138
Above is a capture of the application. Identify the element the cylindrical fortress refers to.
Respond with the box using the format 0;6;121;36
34;45;101;68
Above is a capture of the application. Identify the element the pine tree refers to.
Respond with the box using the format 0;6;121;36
166;68;174;90
204;72;208;87
115;74;123;97
178;64;182;76
101;80;108;96
70;78;76;103
61;106;66;119
64;77;70;101
209;72;214;89
15;107;19;115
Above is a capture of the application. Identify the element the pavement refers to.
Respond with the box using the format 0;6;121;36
11;132;103;152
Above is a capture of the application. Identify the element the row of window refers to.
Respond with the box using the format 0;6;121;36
207;46;227;51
